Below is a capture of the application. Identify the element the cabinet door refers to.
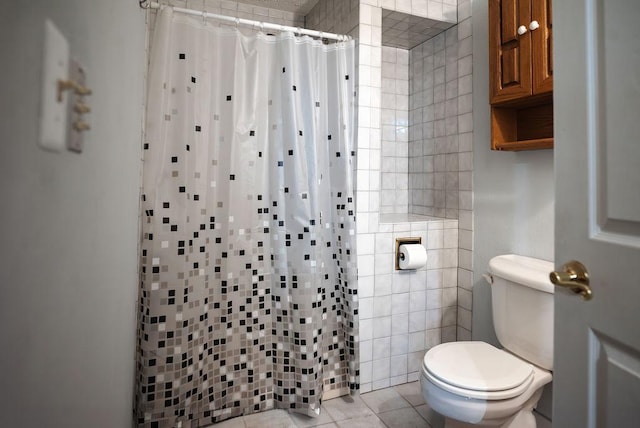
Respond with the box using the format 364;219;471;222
532;0;553;94
489;0;532;104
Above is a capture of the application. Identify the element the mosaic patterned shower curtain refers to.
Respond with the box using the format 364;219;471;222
136;7;358;427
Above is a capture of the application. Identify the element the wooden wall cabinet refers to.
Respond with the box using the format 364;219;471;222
489;0;553;150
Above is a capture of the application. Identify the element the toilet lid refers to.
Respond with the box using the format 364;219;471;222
423;342;534;400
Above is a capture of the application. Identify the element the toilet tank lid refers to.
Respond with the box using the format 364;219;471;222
489;254;555;294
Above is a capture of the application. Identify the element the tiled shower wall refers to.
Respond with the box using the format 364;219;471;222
356;218;459;391
407;0;473;340
380;48;409;215
408;18;471;221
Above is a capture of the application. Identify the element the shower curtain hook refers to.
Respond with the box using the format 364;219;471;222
202;10;207;25
235;17;240;29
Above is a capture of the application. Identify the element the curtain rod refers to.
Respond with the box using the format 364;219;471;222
141;1;351;42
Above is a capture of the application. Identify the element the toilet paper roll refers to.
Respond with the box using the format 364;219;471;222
399;244;428;270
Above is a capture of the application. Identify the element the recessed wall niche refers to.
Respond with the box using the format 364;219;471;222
378;5;465;221
382;9;454;49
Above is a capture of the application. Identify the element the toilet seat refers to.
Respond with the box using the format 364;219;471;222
423;342;534;400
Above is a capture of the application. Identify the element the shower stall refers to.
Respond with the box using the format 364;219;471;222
137;4;358;426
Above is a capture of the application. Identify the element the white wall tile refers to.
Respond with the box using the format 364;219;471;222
395;0;411;13
459;228;472;250
360;297;374;320
425;328;441;348
426;308;441;329
442;325;457;342
411;0;428;17
427;229;443;249
360;361;373;383
374;253;393;275
390;374;408;386
408;351;424;374
409;310;426;332
391;292;410;314
372;357;391;381
458;288;472;311
372;378;391;390
391;333;409;356
393;272;412;293
381;0;396;9
442;306;457;327
390;355;408;377
442;267;458;287
426;269;442;289
409;290;427;312
373;296;393;318
426;289;443;309
457;307;471;330
373;336;392;359
358;254;375;276
457;327;471;341
359;275;375;298
442;287;457;307
361;339;374;362
358;233;376;254
408;331;425;353
375;273;393;296
459;267;473;289
409;270;427;291
360;318;373;340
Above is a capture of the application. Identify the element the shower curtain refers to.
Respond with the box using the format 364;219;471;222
136;7;358;427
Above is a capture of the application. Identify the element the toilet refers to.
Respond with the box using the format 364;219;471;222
420;254;554;428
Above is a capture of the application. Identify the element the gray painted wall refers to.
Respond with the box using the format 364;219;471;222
471;0;555;420
471;0;555;348
0;1;145;427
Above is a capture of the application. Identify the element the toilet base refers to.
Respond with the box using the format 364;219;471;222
421;365;550;428
443;404;537;428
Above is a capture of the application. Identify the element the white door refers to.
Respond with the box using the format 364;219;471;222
553;0;640;426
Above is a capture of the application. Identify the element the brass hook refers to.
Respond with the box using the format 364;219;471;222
73;120;91;132
57;79;92;102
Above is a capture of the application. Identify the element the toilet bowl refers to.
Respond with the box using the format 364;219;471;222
420;255;555;428
420;342;552;427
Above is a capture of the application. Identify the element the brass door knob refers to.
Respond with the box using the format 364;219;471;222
550;260;593;300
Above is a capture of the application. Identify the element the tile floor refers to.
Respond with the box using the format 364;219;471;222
210;381;444;428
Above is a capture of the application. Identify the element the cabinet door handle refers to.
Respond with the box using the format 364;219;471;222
529;20;540;31
517;25;527;36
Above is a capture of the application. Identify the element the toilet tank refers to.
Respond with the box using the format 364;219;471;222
489;254;555;371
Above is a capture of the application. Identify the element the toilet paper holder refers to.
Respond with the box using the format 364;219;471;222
395;237;422;270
